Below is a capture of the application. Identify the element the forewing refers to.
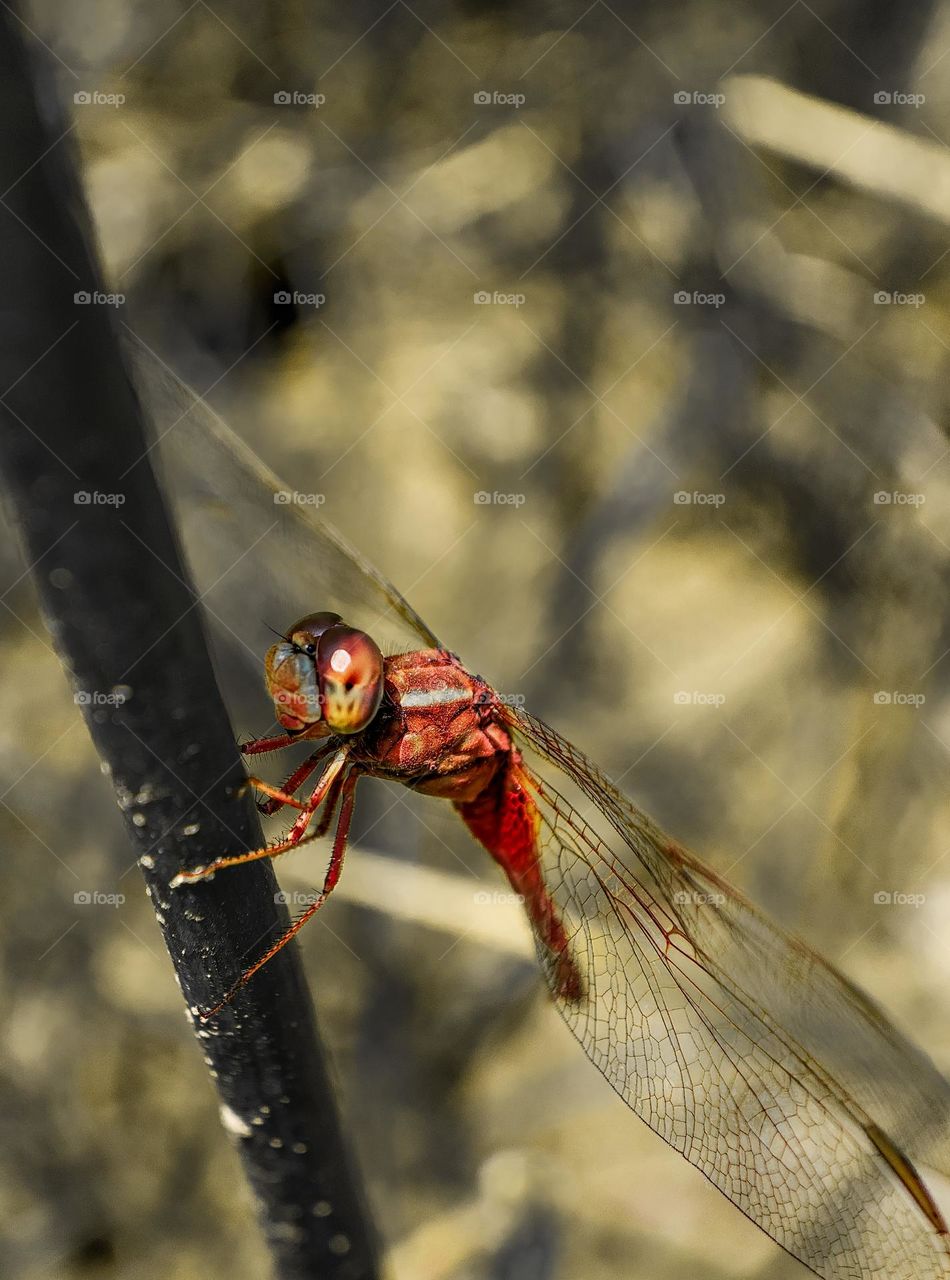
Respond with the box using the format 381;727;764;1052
504;706;950;1280
130;347;439;665
126;344;950;1274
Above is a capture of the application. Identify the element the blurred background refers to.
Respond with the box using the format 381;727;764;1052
2;1;950;1277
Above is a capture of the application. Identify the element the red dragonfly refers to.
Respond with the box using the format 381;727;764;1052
145;354;950;1280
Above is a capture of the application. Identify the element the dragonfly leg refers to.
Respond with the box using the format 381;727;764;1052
253;744;339;817
170;749;348;887
310;764;347;839
240;731;300;755
199;766;361;1020
242;776;308;812
240;721;329;757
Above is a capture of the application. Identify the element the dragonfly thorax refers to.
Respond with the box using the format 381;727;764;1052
353;648;511;802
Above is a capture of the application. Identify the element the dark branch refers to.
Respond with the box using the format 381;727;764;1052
0;13;379;1279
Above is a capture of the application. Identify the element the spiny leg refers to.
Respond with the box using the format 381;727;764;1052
252;744;339;817
240;722;330;757
321;765;359;896
242;777;307;813
246;762;344;840
311;764;347;839
200;767;362;1019
170;749;348;887
240;731;300;756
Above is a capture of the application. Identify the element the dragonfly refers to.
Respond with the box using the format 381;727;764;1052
141;351;950;1280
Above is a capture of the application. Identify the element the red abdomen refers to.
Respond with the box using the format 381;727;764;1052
455;754;583;1002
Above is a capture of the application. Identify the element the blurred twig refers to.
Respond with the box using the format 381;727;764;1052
0;12;379;1279
724;75;950;224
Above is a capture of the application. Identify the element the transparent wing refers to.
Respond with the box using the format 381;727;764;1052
130;347;439;666
504;706;950;1280
128;344;950;1272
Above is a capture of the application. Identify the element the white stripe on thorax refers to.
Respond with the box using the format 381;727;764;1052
400;685;472;708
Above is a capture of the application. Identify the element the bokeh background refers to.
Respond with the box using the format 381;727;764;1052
3;1;950;1277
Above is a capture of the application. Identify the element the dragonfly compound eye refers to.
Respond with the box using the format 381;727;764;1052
262;612;343;729
316;624;384;734
264;641;323;729
287;611;342;650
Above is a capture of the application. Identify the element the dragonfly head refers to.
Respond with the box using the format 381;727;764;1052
265;612;384;735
